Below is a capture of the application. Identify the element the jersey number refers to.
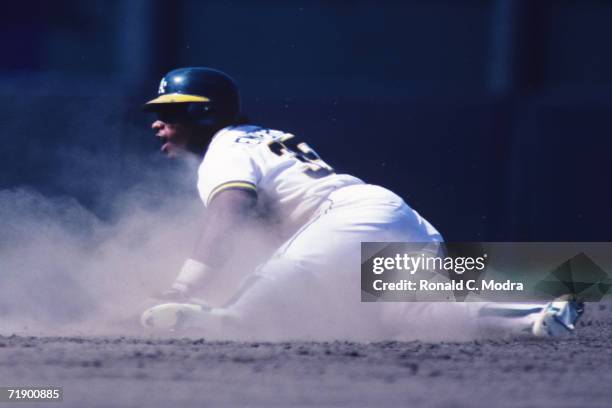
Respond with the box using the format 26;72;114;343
268;135;334;179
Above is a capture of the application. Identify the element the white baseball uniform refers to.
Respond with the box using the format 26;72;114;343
198;125;361;232
176;125;544;340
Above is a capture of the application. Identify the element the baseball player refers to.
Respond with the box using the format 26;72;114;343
140;67;583;340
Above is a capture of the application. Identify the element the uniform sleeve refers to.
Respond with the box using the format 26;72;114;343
197;137;262;206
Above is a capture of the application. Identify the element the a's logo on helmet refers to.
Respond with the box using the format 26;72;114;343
158;78;167;94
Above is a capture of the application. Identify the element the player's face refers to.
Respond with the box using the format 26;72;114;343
151;106;197;157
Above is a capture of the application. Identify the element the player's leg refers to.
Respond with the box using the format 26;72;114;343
473;302;546;335
142;184;582;339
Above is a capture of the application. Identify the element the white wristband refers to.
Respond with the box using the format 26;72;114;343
172;259;214;293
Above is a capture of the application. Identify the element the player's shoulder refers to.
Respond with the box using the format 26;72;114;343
211;124;290;147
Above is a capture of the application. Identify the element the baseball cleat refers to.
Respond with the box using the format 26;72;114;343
140;303;209;331
532;295;584;338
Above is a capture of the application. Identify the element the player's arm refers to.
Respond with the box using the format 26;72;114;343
169;188;257;296
159;135;262;299
194;188;257;267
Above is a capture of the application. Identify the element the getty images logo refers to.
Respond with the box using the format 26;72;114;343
371;252;488;275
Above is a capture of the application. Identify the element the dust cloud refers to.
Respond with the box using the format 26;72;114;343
0;152;282;338
0;160;201;335
0;153;477;342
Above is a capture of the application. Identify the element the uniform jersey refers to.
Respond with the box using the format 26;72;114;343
197;125;364;229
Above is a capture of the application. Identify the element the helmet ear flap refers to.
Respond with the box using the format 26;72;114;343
186;102;211;119
186;102;218;126
187;101;241;127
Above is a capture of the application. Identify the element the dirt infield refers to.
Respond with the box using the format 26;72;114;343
1;304;611;408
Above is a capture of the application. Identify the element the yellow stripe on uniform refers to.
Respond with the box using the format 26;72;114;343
207;181;257;206
145;93;210;104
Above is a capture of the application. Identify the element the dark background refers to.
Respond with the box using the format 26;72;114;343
1;0;610;241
